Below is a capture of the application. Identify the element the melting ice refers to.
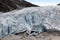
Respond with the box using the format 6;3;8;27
0;6;60;38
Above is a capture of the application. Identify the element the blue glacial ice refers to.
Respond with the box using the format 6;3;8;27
0;6;60;38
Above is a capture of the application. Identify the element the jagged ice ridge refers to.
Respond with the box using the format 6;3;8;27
0;6;60;38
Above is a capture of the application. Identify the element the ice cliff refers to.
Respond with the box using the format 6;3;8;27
0;6;60;38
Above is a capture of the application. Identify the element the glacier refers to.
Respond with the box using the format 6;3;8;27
0;6;60;38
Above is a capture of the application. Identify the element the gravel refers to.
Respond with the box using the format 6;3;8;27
1;32;60;40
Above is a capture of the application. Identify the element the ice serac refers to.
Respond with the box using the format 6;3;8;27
0;6;60;38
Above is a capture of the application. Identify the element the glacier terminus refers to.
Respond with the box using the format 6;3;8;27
0;6;60;38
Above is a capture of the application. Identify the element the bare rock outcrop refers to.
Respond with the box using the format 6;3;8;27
0;0;39;12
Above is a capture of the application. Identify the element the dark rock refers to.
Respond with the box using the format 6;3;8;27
0;0;39;12
57;3;60;5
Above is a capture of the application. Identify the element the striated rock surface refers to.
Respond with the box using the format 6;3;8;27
0;0;38;12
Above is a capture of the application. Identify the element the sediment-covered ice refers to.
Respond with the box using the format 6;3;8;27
0;6;60;38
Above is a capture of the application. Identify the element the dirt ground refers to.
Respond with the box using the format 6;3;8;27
1;32;60;40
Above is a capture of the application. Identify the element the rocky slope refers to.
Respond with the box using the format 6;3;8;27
0;0;38;12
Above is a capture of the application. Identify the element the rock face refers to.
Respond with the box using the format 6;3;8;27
0;0;38;12
0;6;60;39
57;3;60;5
